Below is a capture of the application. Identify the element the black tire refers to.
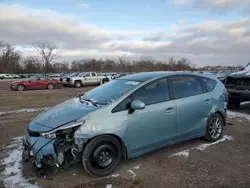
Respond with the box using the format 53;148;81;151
17;84;25;91
82;135;122;177
102;78;109;84
47;83;54;90
204;114;224;142
75;81;81;88
227;98;241;109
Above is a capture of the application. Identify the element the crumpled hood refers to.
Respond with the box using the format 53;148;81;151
31;97;99;130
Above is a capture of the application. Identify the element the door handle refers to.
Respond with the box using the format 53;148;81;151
204;99;212;105
165;107;175;114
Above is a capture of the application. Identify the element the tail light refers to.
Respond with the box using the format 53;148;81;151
224;88;228;102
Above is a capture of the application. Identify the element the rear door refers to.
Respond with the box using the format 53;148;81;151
90;72;98;84
83;73;92;85
38;77;49;89
170;75;213;140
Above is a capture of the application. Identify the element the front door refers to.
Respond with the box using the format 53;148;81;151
170;75;213;140
124;78;177;157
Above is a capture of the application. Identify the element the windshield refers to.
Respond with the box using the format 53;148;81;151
81;79;142;104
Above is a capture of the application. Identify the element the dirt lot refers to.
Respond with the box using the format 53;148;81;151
1;80;250;188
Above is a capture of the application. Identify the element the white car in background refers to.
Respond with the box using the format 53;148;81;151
64;72;112;87
0;74;20;79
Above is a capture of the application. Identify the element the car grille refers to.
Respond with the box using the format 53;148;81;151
225;76;250;90
60;78;63;82
66;78;71;82
226;77;250;86
28;129;40;137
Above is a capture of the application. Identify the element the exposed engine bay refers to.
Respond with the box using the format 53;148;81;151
22;122;86;176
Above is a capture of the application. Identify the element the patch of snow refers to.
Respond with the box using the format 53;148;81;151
171;150;190;158
171;135;233;158
195;135;233;151
0;107;50;116
241;101;250;105
111;174;120;178
227;110;250;120
127;169;136;179
0;137;39;188
105;184;112;188
133;165;142;169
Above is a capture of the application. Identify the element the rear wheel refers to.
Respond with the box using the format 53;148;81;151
47;84;54;90
102;78;109;85
75;81;81;88
17;84;25;91
227;98;241;109
82;135;122;177
204;114;224;142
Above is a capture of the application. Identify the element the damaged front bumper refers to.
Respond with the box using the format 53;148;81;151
22;134;57;169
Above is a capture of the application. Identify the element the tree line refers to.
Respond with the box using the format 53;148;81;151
0;41;197;74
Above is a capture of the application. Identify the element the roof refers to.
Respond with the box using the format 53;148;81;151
119;71;216;82
119;71;174;82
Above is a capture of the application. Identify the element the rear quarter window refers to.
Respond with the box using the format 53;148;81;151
201;77;217;92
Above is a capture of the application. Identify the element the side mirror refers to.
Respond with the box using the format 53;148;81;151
130;100;145;111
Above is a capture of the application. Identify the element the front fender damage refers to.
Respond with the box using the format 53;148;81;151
22;126;89;176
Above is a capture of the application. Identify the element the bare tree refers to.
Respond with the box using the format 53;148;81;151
33;41;57;74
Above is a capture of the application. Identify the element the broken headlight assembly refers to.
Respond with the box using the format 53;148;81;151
41;121;84;139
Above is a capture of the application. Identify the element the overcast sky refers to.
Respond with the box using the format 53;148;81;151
1;0;250;66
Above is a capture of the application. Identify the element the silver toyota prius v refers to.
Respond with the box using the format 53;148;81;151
22;72;228;177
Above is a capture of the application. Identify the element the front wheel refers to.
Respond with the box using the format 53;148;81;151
17;84;25;91
204;114;224;142
82;135;122;177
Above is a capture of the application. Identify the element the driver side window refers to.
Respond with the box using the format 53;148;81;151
112;78;170;113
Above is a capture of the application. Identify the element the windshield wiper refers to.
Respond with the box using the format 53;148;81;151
78;95;106;106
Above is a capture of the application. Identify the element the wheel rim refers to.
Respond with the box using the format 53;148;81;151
209;117;222;139
76;83;81;87
92;144;116;169
18;85;24;91
48;84;53;89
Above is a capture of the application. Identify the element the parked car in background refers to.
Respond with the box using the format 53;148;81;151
224;63;250;109
10;76;62;91
60;72;80;85
64;72;112;87
215;70;236;83
111;73;128;80
22;71;227;177
0;73;19;79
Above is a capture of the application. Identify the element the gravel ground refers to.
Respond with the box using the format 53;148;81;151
0;80;250;188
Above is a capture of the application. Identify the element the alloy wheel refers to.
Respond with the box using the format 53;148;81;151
209;117;223;139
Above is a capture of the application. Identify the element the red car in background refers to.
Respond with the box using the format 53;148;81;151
10;77;62;91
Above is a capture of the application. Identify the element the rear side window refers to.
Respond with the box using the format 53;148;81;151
201;77;217;92
171;76;203;99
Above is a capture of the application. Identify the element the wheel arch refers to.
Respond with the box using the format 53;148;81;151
83;133;128;160
17;84;25;90
214;111;226;126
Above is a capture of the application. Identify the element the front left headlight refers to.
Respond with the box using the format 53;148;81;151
41;121;84;139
